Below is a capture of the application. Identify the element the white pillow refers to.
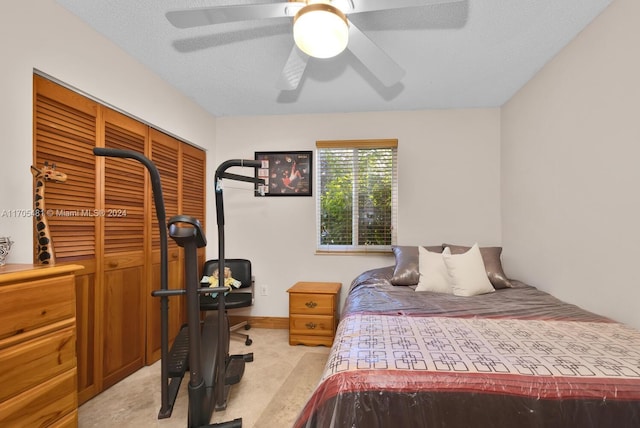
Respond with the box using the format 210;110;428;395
442;243;495;297
415;246;452;293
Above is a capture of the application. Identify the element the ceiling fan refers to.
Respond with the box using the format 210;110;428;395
166;0;462;91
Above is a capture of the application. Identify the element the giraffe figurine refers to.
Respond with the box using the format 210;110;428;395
30;162;67;265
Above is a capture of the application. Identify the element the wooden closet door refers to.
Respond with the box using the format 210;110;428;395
33;75;99;404
147;129;184;363
100;108;147;390
33;74;207;403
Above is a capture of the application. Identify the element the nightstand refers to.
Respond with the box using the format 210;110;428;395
287;281;342;346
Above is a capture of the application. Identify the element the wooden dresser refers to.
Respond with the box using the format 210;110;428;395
0;264;83;427
287;281;341;347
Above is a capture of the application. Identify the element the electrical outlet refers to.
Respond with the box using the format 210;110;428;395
260;284;268;296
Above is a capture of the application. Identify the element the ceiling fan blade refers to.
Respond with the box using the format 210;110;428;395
277;46;310;91
350;0;463;14
347;22;405;87
166;2;304;29
331;0;356;14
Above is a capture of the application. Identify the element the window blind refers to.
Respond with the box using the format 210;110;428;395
316;139;398;253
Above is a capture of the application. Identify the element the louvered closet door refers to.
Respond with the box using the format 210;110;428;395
33;75;99;403
181;144;207;271
147;129;184;363
100;108;147;390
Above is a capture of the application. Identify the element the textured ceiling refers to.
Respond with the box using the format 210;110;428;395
55;0;611;117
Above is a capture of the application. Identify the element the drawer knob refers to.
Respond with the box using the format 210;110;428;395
305;322;317;329
305;301;317;308
108;261;119;268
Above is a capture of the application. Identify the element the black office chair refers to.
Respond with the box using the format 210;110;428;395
201;259;254;346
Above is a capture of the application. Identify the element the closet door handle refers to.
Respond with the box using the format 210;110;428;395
305;301;317;308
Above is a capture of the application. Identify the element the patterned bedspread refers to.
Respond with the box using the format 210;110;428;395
322;314;640;399
293;267;640;428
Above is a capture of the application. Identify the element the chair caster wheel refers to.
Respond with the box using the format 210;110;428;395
244;324;251;330
245;338;252;346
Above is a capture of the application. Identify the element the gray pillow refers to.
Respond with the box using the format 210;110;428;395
391;245;443;285
443;244;513;289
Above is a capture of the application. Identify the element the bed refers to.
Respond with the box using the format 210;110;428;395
293;245;640;428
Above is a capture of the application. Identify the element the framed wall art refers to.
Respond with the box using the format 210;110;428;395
255;151;312;196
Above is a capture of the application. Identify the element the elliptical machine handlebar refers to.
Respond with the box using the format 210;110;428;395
93;147;174;416
212;160;263;412
214;159;264;225
215;159;263;182
168;215;207;249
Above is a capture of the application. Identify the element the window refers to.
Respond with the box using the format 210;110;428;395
316;139;398;253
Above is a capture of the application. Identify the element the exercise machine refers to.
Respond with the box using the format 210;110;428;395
93;148;263;428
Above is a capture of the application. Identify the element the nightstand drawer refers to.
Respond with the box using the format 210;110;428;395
290;314;335;337
289;293;335;315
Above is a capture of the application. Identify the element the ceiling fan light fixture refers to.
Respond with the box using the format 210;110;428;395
293;2;349;59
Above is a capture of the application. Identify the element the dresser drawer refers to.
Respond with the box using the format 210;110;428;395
0;325;76;402
0;368;77;428
48;410;78;428
290;314;335;337
289;293;335;315
0;275;75;343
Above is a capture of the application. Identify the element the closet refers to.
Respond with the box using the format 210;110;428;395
33;75;206;404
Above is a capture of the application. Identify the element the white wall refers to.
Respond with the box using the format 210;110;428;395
216;109;502;316
501;0;640;328
1;2;503;320
0;1;217;263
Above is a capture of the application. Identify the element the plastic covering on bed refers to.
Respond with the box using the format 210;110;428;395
293;267;640;428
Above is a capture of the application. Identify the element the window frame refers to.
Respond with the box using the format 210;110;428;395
315;139;398;254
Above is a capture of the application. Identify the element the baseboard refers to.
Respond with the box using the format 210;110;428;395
229;315;289;330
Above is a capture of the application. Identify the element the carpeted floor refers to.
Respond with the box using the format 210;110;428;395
78;328;330;428
253;352;328;427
